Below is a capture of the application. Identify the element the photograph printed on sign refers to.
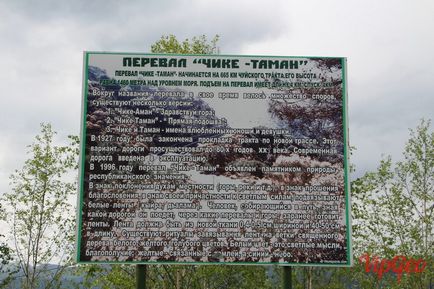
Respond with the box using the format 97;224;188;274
77;53;350;265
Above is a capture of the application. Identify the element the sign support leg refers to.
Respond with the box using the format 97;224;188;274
136;264;147;289
282;266;292;289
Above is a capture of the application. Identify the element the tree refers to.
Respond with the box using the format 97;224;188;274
351;119;433;288
1;123;79;289
0;229;13;288
151;34;220;54
0;205;12;272
0;236;11;271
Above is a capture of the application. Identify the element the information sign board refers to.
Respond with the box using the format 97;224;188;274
77;52;351;266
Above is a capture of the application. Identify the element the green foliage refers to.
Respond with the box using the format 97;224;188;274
351;119;433;287
1;123;79;289
0;232;13;288
79;264;135;289
193;265;273;289
151;34;220;54
0;215;12;271
80;264;274;289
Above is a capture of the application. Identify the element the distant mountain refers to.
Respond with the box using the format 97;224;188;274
1;263;86;289
88;66;110;82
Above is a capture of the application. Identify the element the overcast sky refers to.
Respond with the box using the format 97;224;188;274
0;0;433;194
